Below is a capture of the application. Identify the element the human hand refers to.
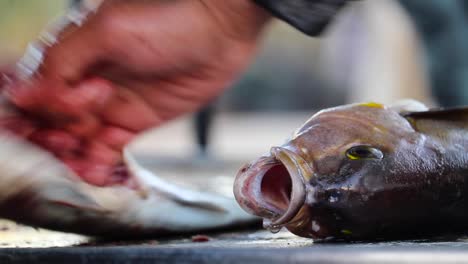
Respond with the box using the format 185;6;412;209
3;0;270;185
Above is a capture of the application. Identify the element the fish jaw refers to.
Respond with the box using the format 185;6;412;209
234;146;313;232
233;146;346;239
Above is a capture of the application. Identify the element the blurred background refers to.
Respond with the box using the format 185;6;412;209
0;0;468;192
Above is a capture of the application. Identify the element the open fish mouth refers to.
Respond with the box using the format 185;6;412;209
234;147;312;230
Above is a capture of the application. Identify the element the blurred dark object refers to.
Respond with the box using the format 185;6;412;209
253;0;350;36
71;0;81;6
399;0;468;107
193;104;215;157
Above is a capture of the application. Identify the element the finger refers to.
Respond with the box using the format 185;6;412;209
39;32;103;85
28;129;81;159
0;116;36;138
63;78;115;114
95;126;135;151
84;140;121;165
63;159;112;187
61;78;116;137
8;78;115;138
64;113;101;138
14;3;97;81
10;78;113;113
100;87;160;132
7;83;101;138
8;4;112;112
35;5;107;84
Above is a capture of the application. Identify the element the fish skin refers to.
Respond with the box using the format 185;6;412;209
0;131;255;237
234;101;468;241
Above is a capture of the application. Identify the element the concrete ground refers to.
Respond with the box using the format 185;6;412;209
2;228;468;263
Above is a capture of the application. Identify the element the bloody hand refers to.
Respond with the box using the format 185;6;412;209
1;0;270;186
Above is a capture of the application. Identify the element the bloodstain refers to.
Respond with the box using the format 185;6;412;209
191;235;211;242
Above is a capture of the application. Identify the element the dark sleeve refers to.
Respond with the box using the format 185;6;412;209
252;0;354;36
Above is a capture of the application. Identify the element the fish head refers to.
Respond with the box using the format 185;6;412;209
234;101;452;240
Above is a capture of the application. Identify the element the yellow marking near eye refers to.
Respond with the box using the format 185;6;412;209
346;153;360;160
359;102;384;108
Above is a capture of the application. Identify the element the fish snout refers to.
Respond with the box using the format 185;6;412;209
234;146;313;230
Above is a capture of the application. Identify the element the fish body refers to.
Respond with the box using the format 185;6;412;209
234;101;468;240
0;132;254;237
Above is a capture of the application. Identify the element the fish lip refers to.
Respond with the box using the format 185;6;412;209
234;156;280;217
234;147;311;228
268;147;309;227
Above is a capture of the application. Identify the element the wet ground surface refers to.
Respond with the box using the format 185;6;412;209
3;228;468;263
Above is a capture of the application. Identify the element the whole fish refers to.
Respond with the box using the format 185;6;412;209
234;100;468;241
0;73;254;237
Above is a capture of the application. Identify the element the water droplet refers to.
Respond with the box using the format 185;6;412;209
362;195;369;201
329;196;338;203
311;221;321;232
268;225;282;234
263;219;283;233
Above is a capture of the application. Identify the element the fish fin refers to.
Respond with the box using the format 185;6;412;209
122;149;228;214
168;199;229;213
49;199;103;212
402;106;468;139
44;184;108;213
389;99;428;114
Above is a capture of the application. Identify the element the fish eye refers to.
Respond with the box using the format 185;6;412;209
346;146;384;160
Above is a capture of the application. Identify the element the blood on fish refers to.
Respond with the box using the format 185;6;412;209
191;235;211;242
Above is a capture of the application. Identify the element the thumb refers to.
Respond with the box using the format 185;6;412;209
36;18;106;85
